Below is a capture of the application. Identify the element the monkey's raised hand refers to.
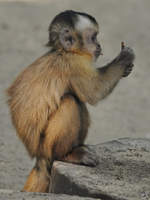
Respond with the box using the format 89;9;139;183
116;42;135;77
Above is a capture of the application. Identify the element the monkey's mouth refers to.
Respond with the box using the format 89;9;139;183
95;50;102;59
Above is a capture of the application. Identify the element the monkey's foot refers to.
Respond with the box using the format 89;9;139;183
61;145;99;167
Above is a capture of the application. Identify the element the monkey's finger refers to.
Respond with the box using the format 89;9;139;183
122;73;129;77
122;70;132;77
122;65;133;77
127;63;134;68
126;66;133;72
121;41;125;50
126;67;133;72
125;64;134;72
125;69;132;74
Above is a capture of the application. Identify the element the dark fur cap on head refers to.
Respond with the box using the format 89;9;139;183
46;10;98;47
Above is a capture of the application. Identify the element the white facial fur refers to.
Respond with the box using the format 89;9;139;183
76;14;95;31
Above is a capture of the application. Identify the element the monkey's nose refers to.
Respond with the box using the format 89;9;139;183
96;44;103;55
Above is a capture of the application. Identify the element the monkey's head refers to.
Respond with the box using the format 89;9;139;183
47;10;102;61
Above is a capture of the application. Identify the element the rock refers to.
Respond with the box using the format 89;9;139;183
50;138;150;200
0;189;98;200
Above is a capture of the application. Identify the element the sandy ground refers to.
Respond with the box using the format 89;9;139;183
0;0;150;191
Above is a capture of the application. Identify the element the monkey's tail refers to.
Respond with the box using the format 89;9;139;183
22;158;52;193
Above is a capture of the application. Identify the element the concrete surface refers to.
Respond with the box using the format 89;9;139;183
0;0;150;191
51;138;150;200
0;189;98;200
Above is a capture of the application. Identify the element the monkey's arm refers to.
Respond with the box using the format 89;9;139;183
71;46;135;105
97;46;135;100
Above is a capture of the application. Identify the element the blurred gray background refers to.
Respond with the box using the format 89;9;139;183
0;0;150;191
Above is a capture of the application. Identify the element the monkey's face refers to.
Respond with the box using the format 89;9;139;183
59;27;101;62
81;28;102;61
48;11;102;61
75;13;102;61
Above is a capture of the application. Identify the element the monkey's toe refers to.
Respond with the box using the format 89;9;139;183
62;145;99;167
80;154;99;167
80;146;99;167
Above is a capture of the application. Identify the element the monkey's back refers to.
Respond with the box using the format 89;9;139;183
7;53;69;157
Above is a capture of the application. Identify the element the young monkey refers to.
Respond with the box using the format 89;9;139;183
7;10;135;192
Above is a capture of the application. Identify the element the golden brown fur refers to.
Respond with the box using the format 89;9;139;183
7;51;96;192
7;48;134;192
7;52;94;157
7;10;135;193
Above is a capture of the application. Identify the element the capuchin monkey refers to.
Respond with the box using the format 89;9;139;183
7;10;135;192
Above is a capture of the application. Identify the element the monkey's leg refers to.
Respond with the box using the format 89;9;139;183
58;102;98;167
22;95;81;193
22;158;50;193
22;96;95;193
43;95;97;167
42;95;81;160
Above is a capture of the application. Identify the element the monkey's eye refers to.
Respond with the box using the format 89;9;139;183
91;33;97;42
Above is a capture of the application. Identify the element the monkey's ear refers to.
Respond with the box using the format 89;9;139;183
59;28;75;51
